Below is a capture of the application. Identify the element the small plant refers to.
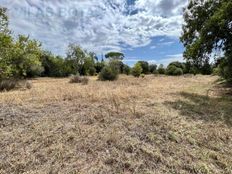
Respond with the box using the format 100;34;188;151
98;66;118;81
69;74;89;85
140;74;145;78
132;63;142;77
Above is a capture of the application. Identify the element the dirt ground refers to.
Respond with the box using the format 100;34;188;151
0;75;232;174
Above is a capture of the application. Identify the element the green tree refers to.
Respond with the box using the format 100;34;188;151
12;35;43;78
105;52;124;60
0;7;9;34
138;61;149;74
66;44;86;75
132;62;142;77
123;64;131;75
149;64;157;74
181;0;232;81
157;64;166;74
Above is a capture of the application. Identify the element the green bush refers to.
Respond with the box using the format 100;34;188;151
98;66;118;81
123;65;131;75
166;65;183;76
88;67;96;76
132;63;142;77
140;74;145;78
157;64;166;74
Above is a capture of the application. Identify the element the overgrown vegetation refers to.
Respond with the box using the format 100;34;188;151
181;0;232;82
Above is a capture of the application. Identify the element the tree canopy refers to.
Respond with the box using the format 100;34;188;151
181;0;232;81
105;52;124;60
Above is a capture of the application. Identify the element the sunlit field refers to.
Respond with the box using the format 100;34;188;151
0;75;232;174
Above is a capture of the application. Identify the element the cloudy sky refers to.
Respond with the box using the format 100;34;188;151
1;0;188;65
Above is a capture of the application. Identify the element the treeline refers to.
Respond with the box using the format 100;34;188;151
0;6;224;83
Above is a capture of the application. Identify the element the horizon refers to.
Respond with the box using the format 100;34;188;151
1;0;187;66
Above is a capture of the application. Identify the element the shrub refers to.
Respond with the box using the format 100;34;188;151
69;74;89;85
140;74;145;78
0;79;32;91
157;64;166;74
166;65;183;76
98;66;118;81
88;67;96;76
123;65;131;75
132;63;142;77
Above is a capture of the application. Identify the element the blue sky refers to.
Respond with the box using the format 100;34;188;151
1;0;188;66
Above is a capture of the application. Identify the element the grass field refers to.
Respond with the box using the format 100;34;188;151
0;75;232;174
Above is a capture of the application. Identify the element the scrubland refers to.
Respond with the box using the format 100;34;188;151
0;75;232;174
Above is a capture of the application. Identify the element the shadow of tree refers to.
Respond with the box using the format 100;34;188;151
165;92;232;127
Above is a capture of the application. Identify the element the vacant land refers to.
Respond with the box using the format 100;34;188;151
0;75;232;174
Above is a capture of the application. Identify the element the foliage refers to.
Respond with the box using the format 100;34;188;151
95;61;105;73
41;52;67;77
157;64;166;74
88;67;96;76
98;66;118;81
137;61;149;74
181;0;232;81
123;64;131;75
105;52;124;60
149;64;157;74
0;7;9;34
132;62;142;77
166;65;183;76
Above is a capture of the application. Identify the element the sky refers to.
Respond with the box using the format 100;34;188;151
1;0;188;66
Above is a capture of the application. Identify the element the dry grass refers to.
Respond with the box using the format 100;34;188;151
0;75;232;174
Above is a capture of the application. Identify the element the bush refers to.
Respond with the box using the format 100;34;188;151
88;67;96;76
157;64;166;74
0;79;32;91
98;66;118;81
69;75;89;85
132;63;142;77
123;65;131;75
166;65;183;76
140;74;145;78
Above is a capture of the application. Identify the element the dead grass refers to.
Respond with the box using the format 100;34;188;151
0;75;231;174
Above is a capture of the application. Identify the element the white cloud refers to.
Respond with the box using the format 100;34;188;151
1;0;188;55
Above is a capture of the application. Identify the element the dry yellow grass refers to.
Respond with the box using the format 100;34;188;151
0;75;232;174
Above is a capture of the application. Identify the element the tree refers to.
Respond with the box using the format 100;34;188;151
0;7;10;34
123;64;131;75
149;64;157;74
11;35;43;78
138;61;149;74
105;52;124;60
157;64;166;74
66;44;86;75
181;0;232;81
132;62;142;77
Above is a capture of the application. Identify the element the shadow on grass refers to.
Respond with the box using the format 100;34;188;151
165;92;232;127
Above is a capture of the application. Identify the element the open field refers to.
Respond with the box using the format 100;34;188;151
0;75;232;174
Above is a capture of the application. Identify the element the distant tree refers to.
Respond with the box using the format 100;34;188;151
157;64;166;74
123;64;131;75
66;44;86;75
11;35;43;78
132;62;142;77
181;0;232;82
149;64;157;74
95;61;105;73
138;61;149;74
0;7;10;34
105;52;124;60
41;51;66;77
